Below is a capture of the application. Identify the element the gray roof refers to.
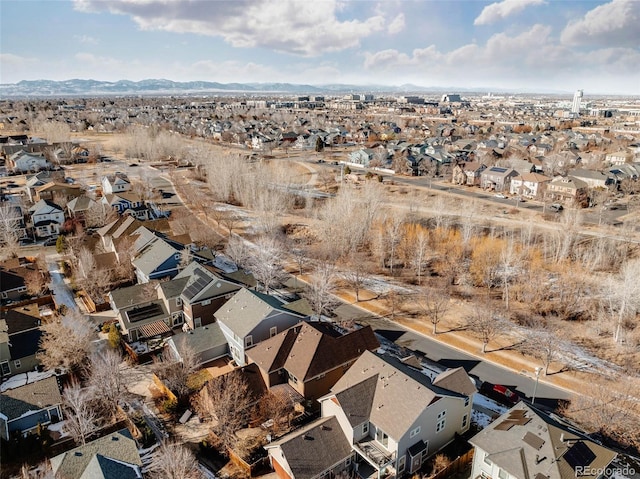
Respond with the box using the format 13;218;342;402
132;239;179;276
109;283;155;311
159;276;190;299
67;195;95;213
267;416;353;479
469;402;616;479
214;288;305;338
168;323;228;358
176;262;241;303
50;428;142;479
0;376;62;421
120;300;168;330
432;367;477;396
327;351;465;440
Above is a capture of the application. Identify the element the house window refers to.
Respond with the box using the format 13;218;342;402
174;253;181;261
14;360;21;369
362;422;369;435
375;428;389;448
484;453;492;466
194;317;202;328
462;414;468;429
245;335;253;347
172;312;183;326
176;297;182;307
345;457;351;467
270;326;277;337
398;456;406;473
0;361;10;375
436;410;446;433
410;426;421;438
201;299;211;306
464;396;470;407
421;447;428;463
287;371;298;384
499;469;508;479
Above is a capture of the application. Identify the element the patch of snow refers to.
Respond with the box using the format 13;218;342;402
473;393;510;415
1;370;56;392
213;254;238;274
471;409;495;429
47;421;70;438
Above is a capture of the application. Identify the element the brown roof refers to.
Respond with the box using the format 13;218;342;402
247;323;379;382
432;367;477;396
137;320;171;338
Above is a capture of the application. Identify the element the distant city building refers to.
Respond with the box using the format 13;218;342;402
397;96;425;104
441;94;462;102
571;89;583;116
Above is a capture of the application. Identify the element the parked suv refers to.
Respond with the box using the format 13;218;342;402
549;203;563;212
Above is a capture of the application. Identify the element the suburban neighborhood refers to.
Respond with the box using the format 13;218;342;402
0;86;638;479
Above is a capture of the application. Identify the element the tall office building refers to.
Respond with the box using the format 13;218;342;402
571;89;583;116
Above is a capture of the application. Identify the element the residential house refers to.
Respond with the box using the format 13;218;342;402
116;299;172;343
0;268;27;302
246;322;379;406
28;199;65;238
348;149;376;167
34;181;83;203
266;416;355;479
132;236;184;283
568;169;612;189
50;428;143;479
0;376;63;440
452;162;486;186
469;402;616;479
547;176;589;206
509;173;552;199
102;192;149;220
172;262;242;329
166;323;229;366
319;351;476;478
101;174;131;194
23;171;64;203
7;151;50;173
215;288;308;366
0;304;43;377
67;195;100;224
606;150;633;166
480;167;519;192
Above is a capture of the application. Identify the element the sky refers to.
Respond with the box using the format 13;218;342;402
1;0;639;94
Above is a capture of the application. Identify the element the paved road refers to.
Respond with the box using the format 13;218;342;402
333;301;572;410
46;258;78;311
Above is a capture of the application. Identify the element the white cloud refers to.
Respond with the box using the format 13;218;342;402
73;0;389;56
387;13;405;34
560;0;640;47
474;0;546;25
362;24;639;92
0;53;37;66
73;34;99;44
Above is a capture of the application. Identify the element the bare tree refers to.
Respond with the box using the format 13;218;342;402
248;236;285;293
84;201;113;228
255;389;295;436
147;441;203;479
37;311;93;374
225;235;250;270
0;204;23;258
341;254;368;302
304;262;338;320
466;304;507;353
520;325;570;375
17;460;54;479
606;259;640;344
193;371;252;452
420;285;450;335
24;268;47;297
87;349;125;422
154;337;199;400
62;380;98;445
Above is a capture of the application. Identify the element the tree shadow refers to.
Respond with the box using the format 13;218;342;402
489;340;527;352
438;358;482;373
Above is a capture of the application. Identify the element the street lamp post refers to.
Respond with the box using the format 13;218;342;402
532;367;542;405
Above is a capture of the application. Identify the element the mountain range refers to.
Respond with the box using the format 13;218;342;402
0;78;570;97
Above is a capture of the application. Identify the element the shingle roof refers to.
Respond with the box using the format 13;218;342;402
247;323;379;382
469;402;616;479
327;351;452;439
169;323;228;358
214;289;305;338
0;376;62;421
432;367;477;396
0;270;25;293
50;429;142;479
132;239;179;276
267;416;353;479
109;283;154;310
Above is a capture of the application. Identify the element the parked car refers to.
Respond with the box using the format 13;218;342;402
480;382;520;406
43;237;59;246
549;203;563;212
494;193;507;199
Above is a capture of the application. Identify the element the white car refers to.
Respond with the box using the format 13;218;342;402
494;193;507;199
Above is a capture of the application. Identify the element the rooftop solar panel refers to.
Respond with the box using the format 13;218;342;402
563;441;596;470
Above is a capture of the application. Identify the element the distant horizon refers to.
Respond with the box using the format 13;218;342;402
3;77;639;98
1;1;639;95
